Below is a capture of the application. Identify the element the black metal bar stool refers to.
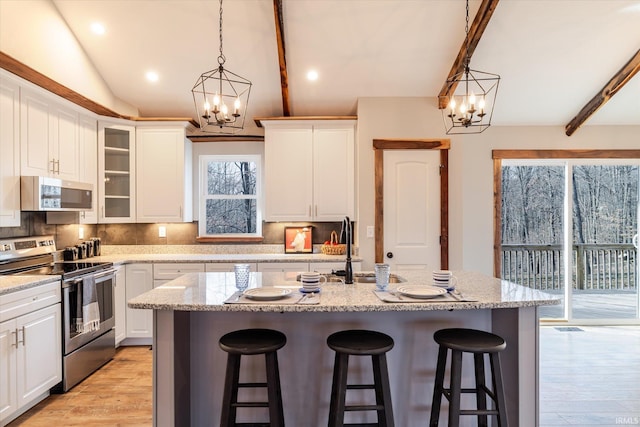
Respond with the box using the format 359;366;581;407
326;329;395;427
219;328;287;427
429;328;508;427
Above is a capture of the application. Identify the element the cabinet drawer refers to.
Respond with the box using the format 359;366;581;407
153;263;205;280
205;263;257;273
0;281;61;322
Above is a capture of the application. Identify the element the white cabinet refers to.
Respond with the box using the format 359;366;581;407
205;263;257;272
153;263;204;287
263;120;355;221
20;89;79;180
0;78;21;227
0;282;62;426
98;122;136;223
114;266;126;346
78;115;98;224
257;262;309;273
125;263;153;339
136;126;192;223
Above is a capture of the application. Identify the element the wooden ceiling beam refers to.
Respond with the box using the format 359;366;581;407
565;49;640;136
437;0;500;109
273;0;291;116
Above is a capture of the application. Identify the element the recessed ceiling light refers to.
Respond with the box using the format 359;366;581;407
146;71;159;83
306;70;319;81
90;22;105;35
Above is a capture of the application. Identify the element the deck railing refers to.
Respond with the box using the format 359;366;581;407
500;244;638;291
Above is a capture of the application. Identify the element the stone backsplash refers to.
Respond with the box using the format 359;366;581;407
0;212;347;250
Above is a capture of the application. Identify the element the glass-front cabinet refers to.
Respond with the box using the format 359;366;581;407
98;122;136;223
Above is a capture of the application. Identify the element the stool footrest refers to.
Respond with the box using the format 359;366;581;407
460;409;501;416
346;384;375;390
345;404;385;411
344;424;383;427
232;402;269;408
238;382;268;388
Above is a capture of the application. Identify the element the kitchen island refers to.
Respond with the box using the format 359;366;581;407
128;270;558;427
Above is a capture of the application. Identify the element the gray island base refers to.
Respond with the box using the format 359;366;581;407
128;270;559;427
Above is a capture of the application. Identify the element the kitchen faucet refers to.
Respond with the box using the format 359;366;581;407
343;216;353;284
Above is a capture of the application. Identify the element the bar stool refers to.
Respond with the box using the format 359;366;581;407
429;328;508;427
219;328;287;427
326;329;395;427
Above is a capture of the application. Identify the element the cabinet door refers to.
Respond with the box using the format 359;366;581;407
313;125;355;220
257;262;309;273
136;128;191;223
20;90;52;177
53;107;80;181
114;266;127;346
98;123;136;223
264;127;313;221
16;304;61;407
0;319;17;424
0;79;21;227
79;115;98;224
125;264;153;338
153;263;205;282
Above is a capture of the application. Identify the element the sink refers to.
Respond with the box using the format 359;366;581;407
352;273;405;284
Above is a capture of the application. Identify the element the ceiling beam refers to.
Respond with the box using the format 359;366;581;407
273;0;291;116
437;0;500;109
565;49;640;136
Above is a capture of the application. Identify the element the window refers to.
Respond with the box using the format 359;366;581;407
198;155;262;238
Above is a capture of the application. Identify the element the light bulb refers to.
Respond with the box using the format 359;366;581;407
469;92;476;107
204;100;210;112
460;103;467;115
449;98;457;111
234;97;241;115
213;93;220;107
221;103;229;119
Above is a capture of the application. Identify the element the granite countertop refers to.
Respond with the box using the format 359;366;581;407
0;275;61;295
91;253;360;265
128;270;560;313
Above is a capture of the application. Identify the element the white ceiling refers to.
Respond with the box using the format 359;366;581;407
51;0;640;134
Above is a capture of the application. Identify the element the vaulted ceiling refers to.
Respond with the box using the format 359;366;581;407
26;1;640;135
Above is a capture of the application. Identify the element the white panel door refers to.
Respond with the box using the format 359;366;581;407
125;264;153;338
0;79;21;227
383;150;441;272
53;107;79;181
20;91;51;177
0;319;17;424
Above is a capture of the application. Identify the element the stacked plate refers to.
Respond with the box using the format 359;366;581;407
299;272;326;293
396;285;447;299
244;288;292;301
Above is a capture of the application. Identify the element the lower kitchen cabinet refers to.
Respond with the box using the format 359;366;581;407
124;263;153;341
205;263;257;272
114;265;126;346
153;263;204;287
256;262;309;273
0;283;62;426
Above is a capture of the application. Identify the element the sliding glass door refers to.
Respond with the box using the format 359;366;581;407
500;159;639;323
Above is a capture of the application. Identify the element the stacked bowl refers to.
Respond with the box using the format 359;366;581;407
299;272;326;293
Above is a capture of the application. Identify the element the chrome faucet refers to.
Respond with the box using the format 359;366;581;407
343;216;353;284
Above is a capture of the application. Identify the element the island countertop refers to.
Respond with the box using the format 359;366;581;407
128;270;559;312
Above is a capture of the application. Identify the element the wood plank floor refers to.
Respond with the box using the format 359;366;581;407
8;346;153;427
8;328;640;426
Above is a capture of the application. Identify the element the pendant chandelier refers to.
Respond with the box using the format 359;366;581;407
192;0;252;133
440;0;500;134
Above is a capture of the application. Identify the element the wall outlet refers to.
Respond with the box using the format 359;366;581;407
366;226;375;238
78;226;84;239
158;226;167;238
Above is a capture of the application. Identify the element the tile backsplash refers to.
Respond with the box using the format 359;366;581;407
0;212;346;249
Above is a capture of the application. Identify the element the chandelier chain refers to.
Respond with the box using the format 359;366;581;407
464;0;470;70
218;0;225;65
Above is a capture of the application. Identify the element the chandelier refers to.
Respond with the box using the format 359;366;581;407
440;0;500;134
192;0;252;133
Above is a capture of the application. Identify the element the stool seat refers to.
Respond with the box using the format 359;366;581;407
430;328;508;427
219;328;287;427
434;328;506;354
220;328;287;355
327;329;394;355
327;329;395;427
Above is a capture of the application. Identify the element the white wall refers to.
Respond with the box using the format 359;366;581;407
0;0;137;116
356;97;640;274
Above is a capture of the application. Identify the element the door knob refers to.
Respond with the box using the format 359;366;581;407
386;252;394;259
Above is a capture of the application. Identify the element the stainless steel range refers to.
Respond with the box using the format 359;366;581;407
0;235;116;392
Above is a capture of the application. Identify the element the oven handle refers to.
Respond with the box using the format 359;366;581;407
62;268;117;288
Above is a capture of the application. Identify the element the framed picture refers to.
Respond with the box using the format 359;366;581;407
284;226;313;253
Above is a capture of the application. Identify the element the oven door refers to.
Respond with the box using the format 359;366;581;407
62;269;116;355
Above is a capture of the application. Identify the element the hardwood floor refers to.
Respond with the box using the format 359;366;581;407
8;346;152;427
8;328;640;426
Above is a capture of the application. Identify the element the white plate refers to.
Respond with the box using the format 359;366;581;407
397;285;447;299
244;288;292;301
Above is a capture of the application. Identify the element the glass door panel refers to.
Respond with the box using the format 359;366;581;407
571;164;639;320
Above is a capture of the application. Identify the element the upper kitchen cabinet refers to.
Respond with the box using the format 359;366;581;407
98;122;136;223
0;78;21;227
136;125;192;223
20;88;79;181
78;115;98;224
262;119;355;221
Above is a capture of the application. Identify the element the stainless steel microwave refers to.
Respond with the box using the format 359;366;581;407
21;176;93;211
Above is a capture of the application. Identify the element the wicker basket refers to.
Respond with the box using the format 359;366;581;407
321;231;346;255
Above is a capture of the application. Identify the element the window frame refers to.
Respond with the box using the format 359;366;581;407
197;154;263;240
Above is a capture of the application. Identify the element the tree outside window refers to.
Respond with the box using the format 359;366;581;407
199;155;262;237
